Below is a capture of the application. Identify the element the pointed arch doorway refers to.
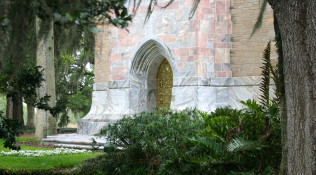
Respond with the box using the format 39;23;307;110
156;59;173;108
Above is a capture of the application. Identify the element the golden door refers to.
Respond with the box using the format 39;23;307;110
156;59;173;108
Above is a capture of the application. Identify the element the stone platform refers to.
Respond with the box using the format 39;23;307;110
42;134;106;150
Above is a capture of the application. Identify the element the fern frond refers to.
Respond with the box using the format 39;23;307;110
250;0;268;38
227;137;266;153
189;137;226;156
259;41;271;107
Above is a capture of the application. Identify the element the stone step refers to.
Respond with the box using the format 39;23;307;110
42;133;106;150
44;143;104;150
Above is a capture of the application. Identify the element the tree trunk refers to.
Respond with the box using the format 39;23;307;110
26;103;35;128
12;94;24;126
5;96;13;119
35;16;57;144
268;0;316;174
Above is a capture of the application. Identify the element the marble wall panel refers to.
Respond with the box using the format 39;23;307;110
171;86;196;110
197;86;217;112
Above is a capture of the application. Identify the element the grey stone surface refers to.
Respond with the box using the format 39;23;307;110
43;134;106;150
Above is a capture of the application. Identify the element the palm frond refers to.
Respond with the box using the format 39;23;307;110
189;137;226;155
250;0;268;37
227;137;266;153
259;41;271;107
131;0;201;23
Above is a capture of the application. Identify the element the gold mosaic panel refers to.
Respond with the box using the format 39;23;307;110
156;59;173;108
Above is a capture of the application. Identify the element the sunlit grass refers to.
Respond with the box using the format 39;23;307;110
0;138;102;171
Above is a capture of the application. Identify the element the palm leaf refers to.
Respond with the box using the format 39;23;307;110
227;137;266;153
259;41;271;107
189;137;226;156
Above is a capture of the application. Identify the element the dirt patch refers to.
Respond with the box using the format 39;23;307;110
18;133;35;138
17;140;57;149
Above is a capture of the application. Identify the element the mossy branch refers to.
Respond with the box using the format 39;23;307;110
250;0;268;38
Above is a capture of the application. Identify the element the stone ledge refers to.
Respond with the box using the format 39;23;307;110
42;134;106;150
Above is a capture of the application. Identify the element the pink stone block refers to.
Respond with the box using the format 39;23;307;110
215;22;226;33
190;20;200;32
215;48;225;63
111;53;121;61
196;33;200;46
214;42;226;48
194;8;204;20
226;42;232;48
188;47;200;56
118;67;126;75
180;56;195;62
175;48;188;57
227;71;232;77
201;33;208;47
224;14;231;22
216;1;225;15
227;22;232;34
225;0;230;14
208;33;215;41
203;8;214;14
112;75;125;80
215;33;226;42
217;72;227;77
202;48;211;56
197;63;207;77
119;39;133;47
158;34;177;43
194;56;202;62
118;29;129;39
199;0;210;7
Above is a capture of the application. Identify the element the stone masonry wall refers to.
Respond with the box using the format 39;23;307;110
104;0;232;82
230;0;275;77
95;25;110;83
94;0;277;83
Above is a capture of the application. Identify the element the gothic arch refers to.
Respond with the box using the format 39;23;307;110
128;37;176;88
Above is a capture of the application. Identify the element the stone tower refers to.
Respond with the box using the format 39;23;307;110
78;0;275;135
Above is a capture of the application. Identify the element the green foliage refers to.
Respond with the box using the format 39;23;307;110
99;108;205;174
3;65;62;117
0;95;6;114
190;100;281;174
55;51;94;127
0;111;23;150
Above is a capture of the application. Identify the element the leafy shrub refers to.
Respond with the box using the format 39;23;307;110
190;100;281;174
0;111;23;150
99;108;205;175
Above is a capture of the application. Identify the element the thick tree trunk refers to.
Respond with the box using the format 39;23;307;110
269;0;316;174
35;17;57;144
26;104;35;128
12;94;24;126
5;97;13;119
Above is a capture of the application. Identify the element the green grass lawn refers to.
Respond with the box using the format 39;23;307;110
0;138;102;173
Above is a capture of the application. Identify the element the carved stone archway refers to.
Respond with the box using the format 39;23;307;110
128;38;176;111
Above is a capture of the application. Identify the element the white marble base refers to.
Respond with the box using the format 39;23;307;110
78;77;273;135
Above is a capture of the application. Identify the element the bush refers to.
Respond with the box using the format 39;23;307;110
189;100;281;174
98;108;205;175
0;111;23;150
